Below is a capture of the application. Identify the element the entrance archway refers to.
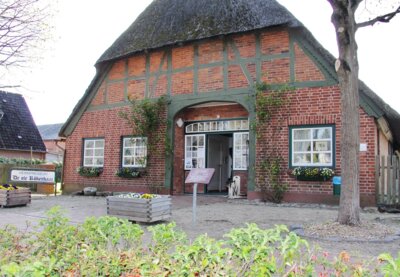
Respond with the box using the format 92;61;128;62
172;101;250;196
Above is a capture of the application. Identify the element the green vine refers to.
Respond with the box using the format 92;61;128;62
253;82;292;202
119;96;168;192
259;157;288;203
252;82;293;138
119;96;168;158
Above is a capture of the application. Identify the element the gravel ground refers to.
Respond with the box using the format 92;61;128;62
1;195;399;261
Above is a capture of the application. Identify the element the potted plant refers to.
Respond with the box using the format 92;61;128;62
76;166;103;177
107;192;171;223
291;167;334;181
115;167;142;178
0;184;31;207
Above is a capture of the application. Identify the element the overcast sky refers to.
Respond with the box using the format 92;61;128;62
5;0;400;125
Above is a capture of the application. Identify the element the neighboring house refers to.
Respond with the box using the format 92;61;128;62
37;123;65;163
60;0;400;206
0;91;46;160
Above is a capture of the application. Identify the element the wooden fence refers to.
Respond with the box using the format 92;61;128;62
375;156;400;206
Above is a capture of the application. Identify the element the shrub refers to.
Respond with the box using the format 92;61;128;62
0;157;45;165
0;207;398;276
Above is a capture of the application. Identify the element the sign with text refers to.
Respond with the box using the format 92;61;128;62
10;169;55;184
185;168;215;184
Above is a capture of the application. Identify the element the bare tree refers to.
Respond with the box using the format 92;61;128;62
327;0;400;225
0;0;51;69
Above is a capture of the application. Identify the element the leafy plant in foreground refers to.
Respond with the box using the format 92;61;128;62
0;206;399;276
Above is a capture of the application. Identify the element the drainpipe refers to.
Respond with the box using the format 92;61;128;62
56;138;66;193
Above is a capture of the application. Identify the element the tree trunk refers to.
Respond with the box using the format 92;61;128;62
328;0;361;225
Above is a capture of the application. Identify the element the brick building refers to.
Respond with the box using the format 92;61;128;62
60;0;400;205
38;123;65;163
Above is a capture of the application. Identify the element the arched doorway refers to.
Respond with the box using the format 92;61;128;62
172;101;250;195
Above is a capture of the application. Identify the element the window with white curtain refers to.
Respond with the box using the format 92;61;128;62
291;126;333;166
184;134;205;170
122;137;147;167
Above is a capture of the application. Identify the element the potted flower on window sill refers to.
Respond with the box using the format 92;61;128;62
77;166;103;177
115;167;144;178
291;167;334;181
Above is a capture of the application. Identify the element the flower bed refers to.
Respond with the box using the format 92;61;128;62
107;193;171;223
0;185;31;207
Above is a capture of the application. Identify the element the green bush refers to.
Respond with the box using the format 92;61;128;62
0;157;45;165
0;207;398;276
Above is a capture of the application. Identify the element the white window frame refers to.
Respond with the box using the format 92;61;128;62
184;134;206;170
122;137;148;168
83;138;104;167
291;126;333;167
185;119;249;133
233;132;249;170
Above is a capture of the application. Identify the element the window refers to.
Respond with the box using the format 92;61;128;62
185;119;249;133
291;126;334;167
184;134;205;170
122;137;147;167
233;132;249;170
83;138;104;167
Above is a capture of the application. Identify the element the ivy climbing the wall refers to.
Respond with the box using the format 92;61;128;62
119;96;169;156
259;157;288;203
253;82;292;203
119;96;169;192
252;82;293;136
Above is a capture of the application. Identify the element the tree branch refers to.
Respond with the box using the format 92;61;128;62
0;84;20;89
357;5;400;28
0;0;51;67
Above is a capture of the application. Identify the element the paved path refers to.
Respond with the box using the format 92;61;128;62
1;195;399;260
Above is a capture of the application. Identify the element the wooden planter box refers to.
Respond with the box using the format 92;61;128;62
106;195;171;223
0;188;31;207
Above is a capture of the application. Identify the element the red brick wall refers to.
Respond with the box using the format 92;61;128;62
64;27;379;205
88;29;297;107
63;107;167;193
252;86;376;206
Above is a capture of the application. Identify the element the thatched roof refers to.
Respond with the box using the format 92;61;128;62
97;0;301;64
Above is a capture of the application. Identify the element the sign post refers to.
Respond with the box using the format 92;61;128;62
185;168;215;224
192;183;198;223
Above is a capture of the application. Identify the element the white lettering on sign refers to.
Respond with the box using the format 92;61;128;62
10;170;55;184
